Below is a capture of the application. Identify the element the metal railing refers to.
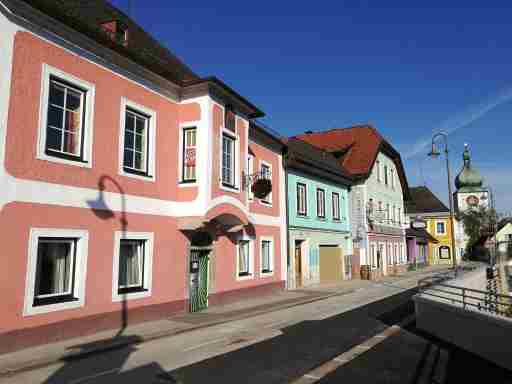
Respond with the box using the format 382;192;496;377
418;268;512;318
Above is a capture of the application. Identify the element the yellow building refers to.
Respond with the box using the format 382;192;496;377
408;187;454;265
426;215;454;265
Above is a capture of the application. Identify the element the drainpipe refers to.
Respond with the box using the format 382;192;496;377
283;150;291;289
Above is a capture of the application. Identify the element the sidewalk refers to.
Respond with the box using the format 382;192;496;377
0;264;451;377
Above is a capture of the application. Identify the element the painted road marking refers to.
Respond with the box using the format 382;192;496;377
182;337;228;352
289;317;412;384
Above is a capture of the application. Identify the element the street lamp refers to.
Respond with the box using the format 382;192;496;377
428;132;457;273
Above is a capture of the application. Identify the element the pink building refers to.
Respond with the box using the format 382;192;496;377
0;0;286;353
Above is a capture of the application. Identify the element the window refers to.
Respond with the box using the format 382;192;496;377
247;154;255;201
34;239;76;306
46;79;85;159
391;169;395;189
238;240;251;277
386;203;390;224
384;165;388;185
260;162;272;204
261;238;274;275
118;240;145;293
316;188;326;218
182;127;197;182
297;183;307;216
236;239;254;280
439;246;451;260
392;205;396;224
394;244;399;265
24;228;88;316
387;243;392;266
371;244;377;269
119;98;156;181
398;208;402;225
123;109;150;175
112;232;153;301
222;134;236;187
436;221;446;235
332;192;340;220
378;201;383;223
225;106;236;132
38;65;95;167
376;160;381;182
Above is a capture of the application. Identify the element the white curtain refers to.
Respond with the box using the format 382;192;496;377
239;241;248;274
52;243;70;294
262;242;270;271
119;242;141;287
36;241;71;296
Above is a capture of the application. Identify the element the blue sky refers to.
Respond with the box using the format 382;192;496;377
110;0;512;213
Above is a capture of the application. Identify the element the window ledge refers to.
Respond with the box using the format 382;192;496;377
113;288;151;302
220;183;240;193
179;180;198;188
37;152;92;168
260;271;274;278
236;273;254;281
24;299;84;316
119;169;156;182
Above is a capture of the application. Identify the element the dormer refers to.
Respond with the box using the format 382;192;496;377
100;20;129;47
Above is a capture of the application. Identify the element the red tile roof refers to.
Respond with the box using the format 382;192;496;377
293;125;411;200
294;125;383;176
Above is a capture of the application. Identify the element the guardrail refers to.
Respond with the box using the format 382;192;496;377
418;266;512;318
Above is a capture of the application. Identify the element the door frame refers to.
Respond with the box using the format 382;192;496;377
188;246;212;312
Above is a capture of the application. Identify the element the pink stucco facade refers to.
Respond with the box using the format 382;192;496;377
0;22;285;353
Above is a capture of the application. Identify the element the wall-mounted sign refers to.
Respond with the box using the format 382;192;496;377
412;219;427;229
466;195;479;207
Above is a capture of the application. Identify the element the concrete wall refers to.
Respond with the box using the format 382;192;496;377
414;295;512;371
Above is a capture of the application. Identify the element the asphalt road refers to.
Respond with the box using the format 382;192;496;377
6;274;510;384
164;288;417;384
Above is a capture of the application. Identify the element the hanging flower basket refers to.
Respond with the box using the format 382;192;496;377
252;178;272;199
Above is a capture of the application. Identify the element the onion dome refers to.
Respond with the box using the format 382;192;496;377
455;144;484;191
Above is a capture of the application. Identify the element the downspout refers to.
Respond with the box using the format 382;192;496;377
283;150;291;289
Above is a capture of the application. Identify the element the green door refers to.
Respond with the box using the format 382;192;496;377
189;250;209;312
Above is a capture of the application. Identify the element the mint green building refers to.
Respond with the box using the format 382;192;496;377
285;138;353;288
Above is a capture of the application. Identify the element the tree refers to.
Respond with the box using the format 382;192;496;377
459;206;499;257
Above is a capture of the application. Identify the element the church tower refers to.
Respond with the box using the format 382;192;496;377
453;144;489;256
454;144;488;214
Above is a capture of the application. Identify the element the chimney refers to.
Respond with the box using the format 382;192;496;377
100;20;129;47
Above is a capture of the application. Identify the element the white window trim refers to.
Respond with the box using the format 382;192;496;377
260;236;274;277
37;64;95;168
297;182;308;216
316;188;326;218
178;121;200;187
112;231;154;302
259;160;273;206
219;126;240;192
435;220;447;235
332;192;341;221
376;160;381;182
23;228;89;316
118;97;157;182
236;236;255;281
247;154;255;201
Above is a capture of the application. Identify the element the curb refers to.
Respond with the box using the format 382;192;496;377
0;289;354;377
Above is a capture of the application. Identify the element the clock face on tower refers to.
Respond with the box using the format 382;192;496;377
466;195;479;207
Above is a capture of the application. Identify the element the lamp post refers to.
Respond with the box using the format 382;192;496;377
481;187;498;267
428;132;457;273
